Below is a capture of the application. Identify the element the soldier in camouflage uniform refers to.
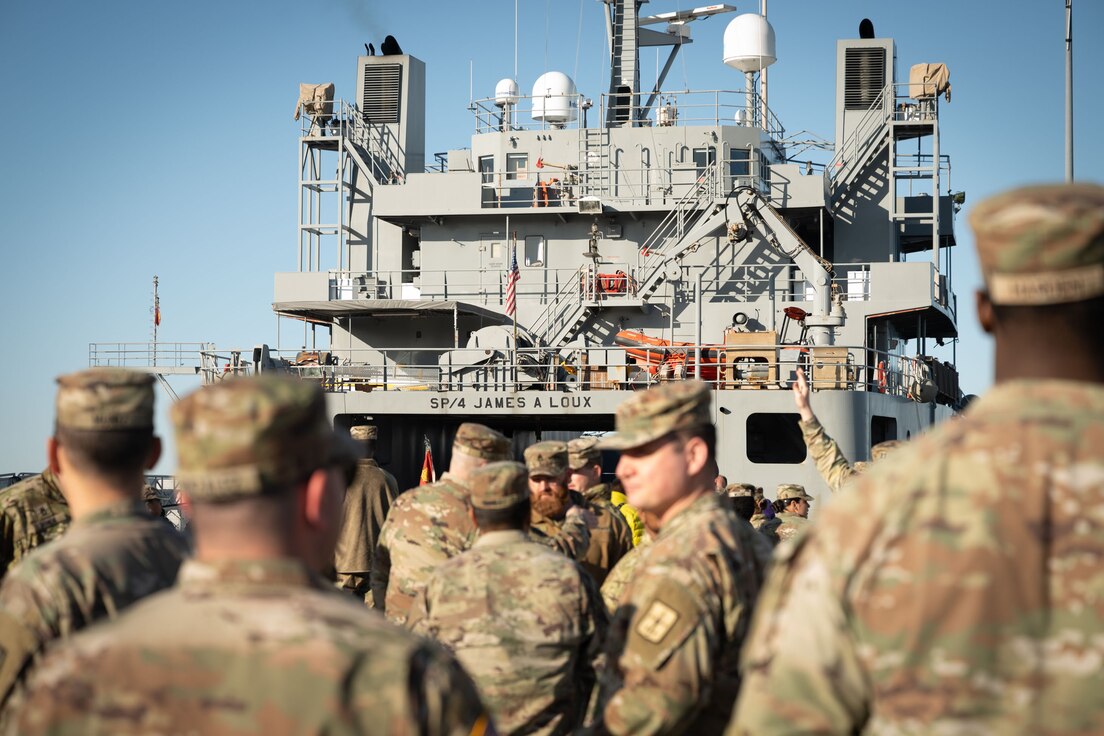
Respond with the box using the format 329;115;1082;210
757;484;812;546
526;441;633;587
0;369;188;706
591;381;770;734
0;469;69;580
568;437;644;546
371;422;511;624
731;183;1104;734
8;375;493;735
723;483;758;522
333;424;399;603
793;367;902;492
410;461;606;735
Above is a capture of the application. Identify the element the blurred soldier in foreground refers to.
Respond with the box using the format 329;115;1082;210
757;484;812;546
0;369;188;705
526;441;633;587
732;183;1104;734
793;367;901;492
333;424;399;603
568;437;644;546
0;467;69;580
9;376;492;735
592;381;769;734
411;461;606;735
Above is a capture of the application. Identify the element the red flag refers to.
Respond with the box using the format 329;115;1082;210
419;443;435;486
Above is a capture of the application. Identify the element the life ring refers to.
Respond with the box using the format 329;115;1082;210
876;360;887;393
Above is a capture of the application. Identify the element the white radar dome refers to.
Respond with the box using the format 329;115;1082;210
723;14;777;72
531;71;578;124
494;78;519;107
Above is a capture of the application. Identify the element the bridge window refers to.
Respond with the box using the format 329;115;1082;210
746;413;806;464
479;155;494;184
524;235;545;267
693;146;716;178
506;153;528;180
729;148;751;177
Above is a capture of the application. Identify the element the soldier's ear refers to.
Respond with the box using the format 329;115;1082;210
302;467;332;528
976;290;995;335
145;437;163;471
683;434;710;479
46;437;61;475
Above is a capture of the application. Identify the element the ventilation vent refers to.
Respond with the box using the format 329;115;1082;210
361;64;402;123
844;47;886;110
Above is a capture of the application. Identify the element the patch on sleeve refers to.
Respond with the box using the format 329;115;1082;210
623;578;703;671
636;600;680;643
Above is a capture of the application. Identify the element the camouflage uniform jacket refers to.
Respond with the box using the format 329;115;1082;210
731;380;1104;735
800;417;857;493
0;500;188;703
410;530;606;735
574;490;634;587
371;473;475;625
334;458;400;603
530;508;592;560
0;470;70;580
596;492;770;735
600;535;652;613
594;484;645;547
7;557;493;736
758;512;808;546
748;512;768;531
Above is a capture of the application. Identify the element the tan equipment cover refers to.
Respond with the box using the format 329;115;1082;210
909;63;951;102
294;82;335;120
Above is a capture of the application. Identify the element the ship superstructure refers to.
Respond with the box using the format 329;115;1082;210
162;3;967;495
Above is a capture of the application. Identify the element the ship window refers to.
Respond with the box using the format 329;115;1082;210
871;415;897;447
489;241;504;260
693;147;716;177
746;413;806;464
479;155;494;184
729;149;751;177
506;153;528;180
524;235;545;267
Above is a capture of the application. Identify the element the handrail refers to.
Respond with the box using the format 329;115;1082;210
636;165;721;292
266;342;955;400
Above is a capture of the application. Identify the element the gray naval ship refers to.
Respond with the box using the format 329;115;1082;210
98;2;966;500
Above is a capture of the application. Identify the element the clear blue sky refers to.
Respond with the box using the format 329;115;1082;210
1;0;1100;474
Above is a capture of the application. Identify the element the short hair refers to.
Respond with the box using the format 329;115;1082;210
472;499;530;530
55;426;153;480
676;423;717;462
992;296;1104;330
729;496;755;521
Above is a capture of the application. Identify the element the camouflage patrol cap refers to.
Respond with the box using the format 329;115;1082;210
567;436;602;470
452;423;511;461
350;425;378;441
468;461;529;510
524;441;569;478
970;183;1104;305
55;368;155;431
777;484;813;502
172;376;360;502
599;381;712;450
725;482;757;498
870;440;903;461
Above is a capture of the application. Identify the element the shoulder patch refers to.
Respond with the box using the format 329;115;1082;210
636;600;680;643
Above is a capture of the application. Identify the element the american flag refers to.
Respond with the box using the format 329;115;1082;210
505;242;520;317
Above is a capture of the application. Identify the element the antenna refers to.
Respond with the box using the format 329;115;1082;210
1065;0;1074;181
515;0;519;82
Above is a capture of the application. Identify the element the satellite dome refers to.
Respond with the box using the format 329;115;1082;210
723;14;777;72
494;78;519;107
531;71;578;124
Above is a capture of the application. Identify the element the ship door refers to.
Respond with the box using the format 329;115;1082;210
482;235;505;304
